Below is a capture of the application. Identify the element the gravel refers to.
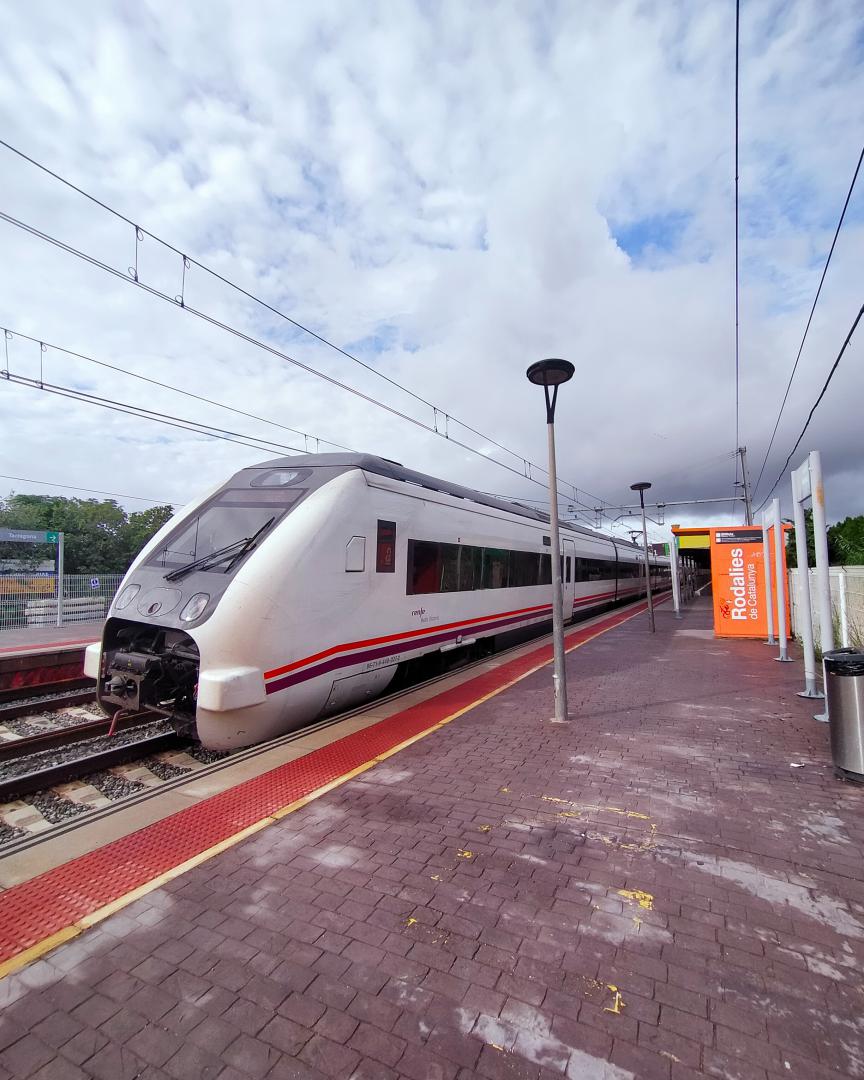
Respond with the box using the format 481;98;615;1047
1;701;102;738
0;821;26;844
0;720;174;781
23;790;88;823
143;756;192;781
86;771;147;799
187;745;233;765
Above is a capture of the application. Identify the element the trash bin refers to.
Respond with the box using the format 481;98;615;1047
824;648;864;783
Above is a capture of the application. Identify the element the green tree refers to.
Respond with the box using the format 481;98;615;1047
786;509;864;568
829;516;864;566
0;494;174;574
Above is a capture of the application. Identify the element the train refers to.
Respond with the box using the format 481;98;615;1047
85;454;671;749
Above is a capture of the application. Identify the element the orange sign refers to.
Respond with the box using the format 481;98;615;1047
709;526;789;639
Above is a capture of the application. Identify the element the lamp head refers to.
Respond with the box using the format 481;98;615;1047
526;359;575;387
630;481;652;492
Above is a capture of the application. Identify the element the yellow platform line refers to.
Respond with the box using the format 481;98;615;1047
0;595;664;981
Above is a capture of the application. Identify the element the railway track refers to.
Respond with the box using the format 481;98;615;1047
0;716;185;801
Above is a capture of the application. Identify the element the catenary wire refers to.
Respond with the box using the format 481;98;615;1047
2;327;356;454
752;142;864;499
1;370;311;456
0;473;170;505
0;138;615;515
755;300;864;513
0;208;606;520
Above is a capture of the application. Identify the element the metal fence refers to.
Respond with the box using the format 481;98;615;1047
0;573;123;631
789;566;864;650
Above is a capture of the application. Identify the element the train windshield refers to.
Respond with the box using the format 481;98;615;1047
148;488;302;575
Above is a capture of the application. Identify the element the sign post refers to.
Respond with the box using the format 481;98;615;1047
772;499;793;662
790;462;821;697
0;530;64;625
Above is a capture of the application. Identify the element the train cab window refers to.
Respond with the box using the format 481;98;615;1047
345;536;366;572
376;520;397;573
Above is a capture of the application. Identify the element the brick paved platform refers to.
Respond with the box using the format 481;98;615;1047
1;597;862;1080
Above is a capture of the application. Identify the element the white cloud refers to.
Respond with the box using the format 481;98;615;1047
0;0;862;543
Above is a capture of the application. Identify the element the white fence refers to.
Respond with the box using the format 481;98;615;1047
789;566;864;650
0;573;123;632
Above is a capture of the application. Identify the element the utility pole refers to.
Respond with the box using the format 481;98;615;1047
738;446;753;525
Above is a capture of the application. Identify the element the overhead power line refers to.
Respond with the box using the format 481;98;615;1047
2;369;312;456
0;206;603;526
0;473;170;504
755;300;864;513
0;138;614;519
2;327;355;454
753;142;864;498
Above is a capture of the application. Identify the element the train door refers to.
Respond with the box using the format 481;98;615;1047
562;538;576;619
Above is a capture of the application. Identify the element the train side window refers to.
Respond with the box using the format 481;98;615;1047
345;536;366;572
407;539;440;594
376;520;397;573
539;553;552;585
483;548;510;589
566;557;572;583
440;544;460;592
458;546;481;591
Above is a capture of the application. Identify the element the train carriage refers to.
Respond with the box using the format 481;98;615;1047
86;454;670;749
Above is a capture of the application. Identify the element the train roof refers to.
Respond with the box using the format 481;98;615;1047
253;453;656;557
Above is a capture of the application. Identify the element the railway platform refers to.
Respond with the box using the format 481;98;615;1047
0;622;102;656
0;597;861;1080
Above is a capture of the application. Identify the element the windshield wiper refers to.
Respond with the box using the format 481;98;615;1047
164;517;275;582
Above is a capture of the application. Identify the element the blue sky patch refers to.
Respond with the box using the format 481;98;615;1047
611;211;691;259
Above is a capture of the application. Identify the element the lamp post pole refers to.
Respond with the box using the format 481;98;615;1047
631;482;655;633
527;359;574;724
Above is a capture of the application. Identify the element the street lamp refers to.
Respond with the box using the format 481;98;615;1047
630;481;655;633
527;358;574;723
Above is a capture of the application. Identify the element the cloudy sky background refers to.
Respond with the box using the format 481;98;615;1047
0;0;862;546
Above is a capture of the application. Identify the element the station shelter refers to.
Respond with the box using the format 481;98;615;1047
672;524;791;639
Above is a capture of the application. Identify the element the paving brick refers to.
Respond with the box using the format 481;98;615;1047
260;1014;313;1056
348;1021;407;1067
300;1033;362;1078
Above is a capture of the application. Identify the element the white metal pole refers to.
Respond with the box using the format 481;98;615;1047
639;493;655;632
670;537;682;619
791;469;821;697
809;451;834;656
546;421;568;723
55;532;64;627
762;514;776;645
772;499;792;662
838;571;849;648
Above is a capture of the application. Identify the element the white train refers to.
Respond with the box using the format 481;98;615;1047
86;454;671;749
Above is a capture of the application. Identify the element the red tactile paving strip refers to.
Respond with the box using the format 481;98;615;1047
0;597;656;966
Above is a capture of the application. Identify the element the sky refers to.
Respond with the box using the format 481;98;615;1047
0;0;862;548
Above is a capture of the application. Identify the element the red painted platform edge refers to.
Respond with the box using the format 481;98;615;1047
0;637;96;655
0;597;661;963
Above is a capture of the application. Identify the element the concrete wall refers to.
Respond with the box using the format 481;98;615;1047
788;566;864;649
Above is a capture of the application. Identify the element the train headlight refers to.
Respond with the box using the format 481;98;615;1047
180;592;210;622
114;584;140;610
